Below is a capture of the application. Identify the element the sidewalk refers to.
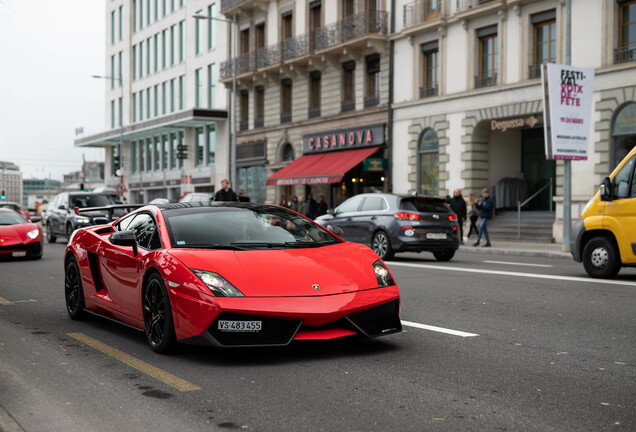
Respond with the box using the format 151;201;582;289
457;239;571;259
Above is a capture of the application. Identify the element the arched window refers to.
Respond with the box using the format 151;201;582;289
282;143;295;162
417;128;439;195
611;102;636;169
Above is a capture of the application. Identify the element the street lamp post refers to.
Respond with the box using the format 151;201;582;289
92;74;124;191
193;12;237;188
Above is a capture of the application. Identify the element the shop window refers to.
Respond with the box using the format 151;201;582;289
611;102;636;169
529;10;556;79
420;41;438;98
281;79;292;124
616;0;636;64
240;90;249;131
309;70;321;118
417;128;439;196
255;86;265;128
476;25;498;88
364;54;380;108
342;61;356;112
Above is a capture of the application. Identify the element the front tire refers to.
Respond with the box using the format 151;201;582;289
65;256;87;320
372;231;394;260
46;223;56;243
66;223;74;239
582;236;621;279
433;250;455;262
143;273;177;354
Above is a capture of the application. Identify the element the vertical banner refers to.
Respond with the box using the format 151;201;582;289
541;63;595;160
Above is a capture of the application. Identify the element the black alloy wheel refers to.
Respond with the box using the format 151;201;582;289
65;257;86;320
372;231;394;260
433;250;455;262
46;223;56;243
143;273;177;353
582;236;621;279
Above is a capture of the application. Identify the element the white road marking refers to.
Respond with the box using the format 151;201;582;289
401;320;479;337
386;262;636;287
483;260;553;268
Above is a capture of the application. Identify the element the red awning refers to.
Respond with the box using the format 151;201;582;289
267;146;380;186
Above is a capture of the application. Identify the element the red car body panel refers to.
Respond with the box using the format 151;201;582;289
65;205;401;347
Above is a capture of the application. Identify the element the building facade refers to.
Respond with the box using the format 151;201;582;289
391;0;636;241
22;179;62;209
76;0;231;203
219;0;392;208
0;161;23;205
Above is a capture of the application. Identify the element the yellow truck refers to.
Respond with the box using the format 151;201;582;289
571;145;636;278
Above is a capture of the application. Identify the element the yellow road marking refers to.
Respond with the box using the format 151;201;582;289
67;332;201;392
0;296;14;305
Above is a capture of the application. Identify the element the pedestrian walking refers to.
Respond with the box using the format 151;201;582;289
305;194;318;220
317;195;328;217
290;195;299;212
214;179;239;202
447;189;467;244
473;188;493;247
466;193;479;238
298;196;306;216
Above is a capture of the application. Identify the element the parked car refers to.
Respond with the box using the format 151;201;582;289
179;192;213;203
0;208;43;259
315;193;460;261
45;192;120;242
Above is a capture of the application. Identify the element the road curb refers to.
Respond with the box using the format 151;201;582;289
0;405;24;432
457;246;571;259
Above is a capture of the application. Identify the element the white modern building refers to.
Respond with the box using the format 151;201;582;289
76;0;231;203
391;0;636;241
0;161;23;205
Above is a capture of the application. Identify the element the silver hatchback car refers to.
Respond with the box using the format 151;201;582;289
315;193;460;261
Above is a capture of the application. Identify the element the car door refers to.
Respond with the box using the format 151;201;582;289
50;194;68;235
357;196;390;245
330;195;365;242
98;212;160;320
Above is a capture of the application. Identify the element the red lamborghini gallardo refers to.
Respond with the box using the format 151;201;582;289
64;202;401;353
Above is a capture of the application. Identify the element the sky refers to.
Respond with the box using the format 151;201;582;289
0;0;106;181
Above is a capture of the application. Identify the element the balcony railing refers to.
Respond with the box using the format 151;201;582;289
341;99;356;113
419;84;438;98
239;120;249;131
403;0;443;29
528;61;555;79
615;46;636;64
308;107;321;119
456;0;495;13
220;11;389;80
280;113;292;124
475;72;497;88
254;118;264;129
364;95;380;108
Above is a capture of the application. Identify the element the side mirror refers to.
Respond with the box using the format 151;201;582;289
327;209;335;216
326;224;344;236
109;230;138;256
600;177;614;202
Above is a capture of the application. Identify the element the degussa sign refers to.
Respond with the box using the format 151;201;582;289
541;63;595;160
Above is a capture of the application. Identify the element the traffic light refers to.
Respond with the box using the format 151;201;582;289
0;190;5;200
80;183;85;192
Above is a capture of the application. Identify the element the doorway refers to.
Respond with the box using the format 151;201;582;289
522;128;555;211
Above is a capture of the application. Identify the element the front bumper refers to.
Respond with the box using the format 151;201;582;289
392;229;460;253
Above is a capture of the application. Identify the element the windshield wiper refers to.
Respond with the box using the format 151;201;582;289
229;242;284;249
282;241;320;248
178;244;246;250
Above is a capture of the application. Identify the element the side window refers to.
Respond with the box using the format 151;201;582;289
613;156;634;199
337;196;364;214
116;214;137;232
60;194;69;209
127;213;158;249
360;196;387;212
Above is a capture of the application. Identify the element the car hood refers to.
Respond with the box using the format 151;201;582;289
167;242;382;297
0;224;40;245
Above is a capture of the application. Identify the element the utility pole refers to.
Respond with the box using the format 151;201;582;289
562;0;572;253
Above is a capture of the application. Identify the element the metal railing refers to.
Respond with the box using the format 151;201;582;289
475;72;497;88
403;0;443;29
456;0;495;13
517;178;552;238
614;46;636;64
528;61;555;79
420;84;438;98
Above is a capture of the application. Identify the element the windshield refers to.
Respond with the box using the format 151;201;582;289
0;212;27;225
164;206;341;249
0;203;20;211
70;194;118;208
400;198;450;213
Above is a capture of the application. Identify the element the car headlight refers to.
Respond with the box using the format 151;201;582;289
26;229;39;239
192;270;245;297
373;260;395;287
76;217;91;224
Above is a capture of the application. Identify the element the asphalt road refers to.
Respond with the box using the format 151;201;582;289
0;242;634;431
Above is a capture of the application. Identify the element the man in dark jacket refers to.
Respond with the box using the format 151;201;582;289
448;189;467;244
214;179;239;202
305;194;318;220
473;187;493;247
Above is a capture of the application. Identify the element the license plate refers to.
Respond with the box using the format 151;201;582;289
426;233;447;240
12;252;27;257
218;320;262;332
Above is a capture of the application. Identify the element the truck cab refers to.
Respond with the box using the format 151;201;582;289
571;146;636;278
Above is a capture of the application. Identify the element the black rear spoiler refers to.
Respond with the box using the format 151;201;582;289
77;204;145;221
